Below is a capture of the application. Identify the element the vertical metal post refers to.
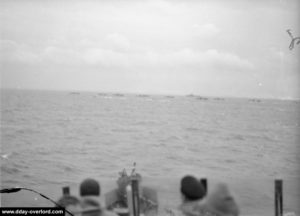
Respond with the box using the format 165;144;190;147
131;178;140;216
62;186;70;195
275;179;283;216
126;185;134;216
200;178;207;196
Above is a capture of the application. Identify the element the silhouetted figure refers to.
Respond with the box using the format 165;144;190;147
56;186;81;216
178;175;206;216
79;178;118;216
287;29;300;50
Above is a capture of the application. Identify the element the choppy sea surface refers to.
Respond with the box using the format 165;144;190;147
1;89;300;215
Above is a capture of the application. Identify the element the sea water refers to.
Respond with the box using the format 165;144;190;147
1;89;300;215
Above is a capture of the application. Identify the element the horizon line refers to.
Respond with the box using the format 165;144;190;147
1;87;299;101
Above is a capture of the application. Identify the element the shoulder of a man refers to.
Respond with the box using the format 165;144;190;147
102;210;119;216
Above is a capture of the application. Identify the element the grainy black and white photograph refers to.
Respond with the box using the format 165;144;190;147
1;0;300;216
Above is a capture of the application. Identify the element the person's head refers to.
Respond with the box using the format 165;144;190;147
180;175;206;202
204;183;239;216
80;178;100;197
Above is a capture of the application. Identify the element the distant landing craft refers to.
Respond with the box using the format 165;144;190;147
286;29;300;50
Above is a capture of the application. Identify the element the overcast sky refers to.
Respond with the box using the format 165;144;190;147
1;0;299;99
